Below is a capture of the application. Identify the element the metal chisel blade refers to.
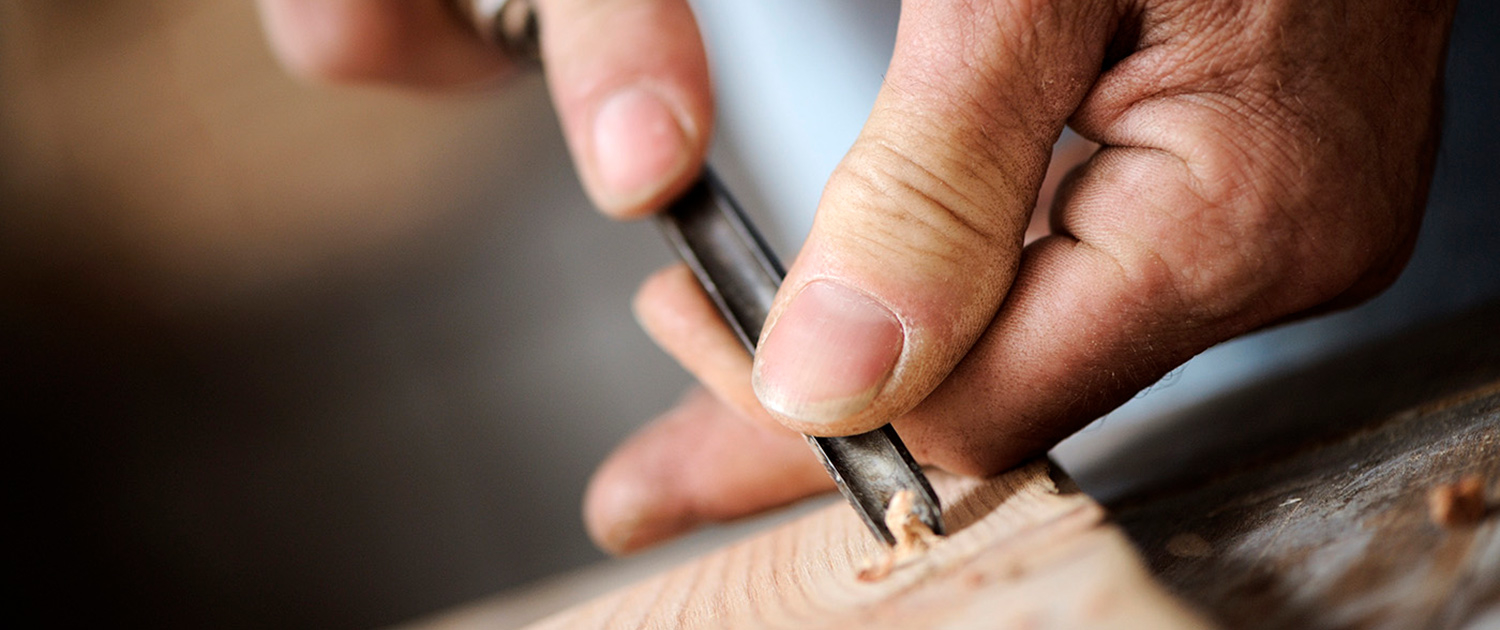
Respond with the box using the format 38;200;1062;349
655;171;945;545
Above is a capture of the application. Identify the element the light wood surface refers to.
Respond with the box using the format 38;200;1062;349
466;461;1212;629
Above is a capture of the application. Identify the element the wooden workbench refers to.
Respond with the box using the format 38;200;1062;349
404;302;1500;629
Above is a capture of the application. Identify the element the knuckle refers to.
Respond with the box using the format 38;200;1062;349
1113;137;1406;329
1197;131;1413;313
829;133;1023;267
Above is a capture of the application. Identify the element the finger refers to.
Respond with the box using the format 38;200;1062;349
257;0;714;219
893;0;1453;476
256;0;512;86
1027;134;1099;245
583;388;832;555
635;134;1097;433
750;0;1117;436
537;0;713;218
633;264;779;430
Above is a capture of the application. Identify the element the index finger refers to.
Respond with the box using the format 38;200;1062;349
257;0;513;86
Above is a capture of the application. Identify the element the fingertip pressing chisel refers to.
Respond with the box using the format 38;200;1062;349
656;171;945;545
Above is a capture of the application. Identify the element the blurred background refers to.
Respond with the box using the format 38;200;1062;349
4;1;1496;628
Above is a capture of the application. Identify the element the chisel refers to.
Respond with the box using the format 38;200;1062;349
657;171;945;544
462;0;945;544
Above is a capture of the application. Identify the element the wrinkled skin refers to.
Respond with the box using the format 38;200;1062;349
259;0;1455;553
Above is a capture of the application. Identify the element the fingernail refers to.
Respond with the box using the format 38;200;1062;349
591;86;691;207
753;281;904;426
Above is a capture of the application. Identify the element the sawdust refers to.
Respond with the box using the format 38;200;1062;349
1427;475;1487;527
1165;532;1214;558
857;490;944;582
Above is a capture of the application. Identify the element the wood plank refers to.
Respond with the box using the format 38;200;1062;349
1116;380;1500;630
516;461;1212;629
407;308;1500;630
1093;303;1500;629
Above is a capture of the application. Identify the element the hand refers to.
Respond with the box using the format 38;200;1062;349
256;0;1457;555
594;0;1456;553
256;0;714;217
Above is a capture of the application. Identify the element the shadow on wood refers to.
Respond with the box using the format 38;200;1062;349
1110;301;1500;629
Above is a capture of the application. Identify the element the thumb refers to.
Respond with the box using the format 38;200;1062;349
752;0;1113;436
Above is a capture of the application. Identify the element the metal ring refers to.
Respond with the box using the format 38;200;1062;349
459;0;541;62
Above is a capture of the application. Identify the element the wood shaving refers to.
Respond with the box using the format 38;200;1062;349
1428;475;1487;527
1165;532;1213;558
857;490;944;582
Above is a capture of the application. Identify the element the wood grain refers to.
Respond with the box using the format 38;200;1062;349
408;305;1500;630
1117;380;1500;630
1103;304;1500;630
521;461;1211;630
